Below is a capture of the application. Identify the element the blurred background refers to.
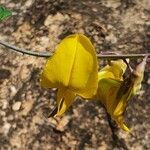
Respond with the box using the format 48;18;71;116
0;0;150;149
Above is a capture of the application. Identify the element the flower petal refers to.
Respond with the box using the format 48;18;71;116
55;88;76;116
100;59;127;80
96;78;121;114
96;77;130;131
115;115;130;132
40;34;98;98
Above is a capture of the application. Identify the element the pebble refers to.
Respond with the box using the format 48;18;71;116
10;86;17;97
25;0;33;7
2;101;8;109
147;78;150;85
3;122;11;135
0;110;6;116
105;33;117;44
12;102;22;111
56;116;70;131
7;115;14;121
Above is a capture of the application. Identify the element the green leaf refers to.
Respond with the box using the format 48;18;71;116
0;6;12;21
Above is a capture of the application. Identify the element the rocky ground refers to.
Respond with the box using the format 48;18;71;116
0;0;150;149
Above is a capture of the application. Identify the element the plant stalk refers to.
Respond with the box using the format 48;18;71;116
0;40;149;59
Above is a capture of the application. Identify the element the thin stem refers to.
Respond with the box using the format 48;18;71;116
0;40;149;59
0;40;52;57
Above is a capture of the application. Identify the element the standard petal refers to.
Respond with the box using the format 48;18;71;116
55;88;76;116
40;34;98;98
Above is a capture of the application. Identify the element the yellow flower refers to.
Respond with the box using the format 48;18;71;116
95;58;147;131
40;34;98;116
